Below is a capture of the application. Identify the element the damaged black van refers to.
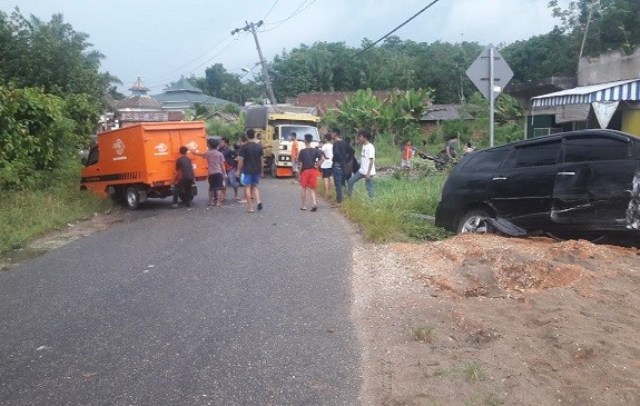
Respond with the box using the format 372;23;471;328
435;129;640;240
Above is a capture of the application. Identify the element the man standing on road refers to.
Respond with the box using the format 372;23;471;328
298;133;324;211
236;129;264;213
331;128;348;207
347;130;375;199
191;138;226;206
219;136;241;202
290;132;299;183
172;146;195;208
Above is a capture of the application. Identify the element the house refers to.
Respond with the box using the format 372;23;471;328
527;48;640;137
419;104;474;134
103;77;182;130
153;77;235;112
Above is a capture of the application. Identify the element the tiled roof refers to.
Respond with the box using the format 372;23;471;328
163;77;202;93
421;104;473;121
153;91;233;107
129;77;149;93
116;95;162;109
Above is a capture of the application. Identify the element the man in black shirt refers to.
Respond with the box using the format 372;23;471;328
331;128;353;206
172;146;195;208
236;129;264;212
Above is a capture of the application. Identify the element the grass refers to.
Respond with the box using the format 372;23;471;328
319;168;450;242
410;325;436;343
0;159;112;255
459;360;488;383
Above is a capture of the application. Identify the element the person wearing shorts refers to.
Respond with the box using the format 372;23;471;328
191;138;226;206
320;133;334;196
297;133;324;211
236;129;264;212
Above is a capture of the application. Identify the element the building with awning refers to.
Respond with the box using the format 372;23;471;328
527;48;640;138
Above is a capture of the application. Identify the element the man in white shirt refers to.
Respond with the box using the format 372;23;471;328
347;130;375;199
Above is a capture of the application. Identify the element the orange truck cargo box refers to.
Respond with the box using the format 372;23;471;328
81;121;208;209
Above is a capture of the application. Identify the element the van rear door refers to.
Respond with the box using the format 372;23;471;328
552;133;639;229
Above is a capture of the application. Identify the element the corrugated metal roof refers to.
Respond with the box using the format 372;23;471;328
531;78;640;108
420;104;473;121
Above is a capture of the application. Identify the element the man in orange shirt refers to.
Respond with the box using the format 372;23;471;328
290;132;299;182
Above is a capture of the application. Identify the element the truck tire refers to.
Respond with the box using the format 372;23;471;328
125;186;141;210
271;158;278;178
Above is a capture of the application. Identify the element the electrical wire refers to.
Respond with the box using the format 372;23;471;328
260;0;316;32
262;0;279;20
353;0;443;58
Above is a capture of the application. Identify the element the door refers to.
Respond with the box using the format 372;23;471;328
552;133;639;229
487;139;561;229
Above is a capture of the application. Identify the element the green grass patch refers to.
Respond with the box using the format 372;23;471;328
0;159;112;255
333;172;450;242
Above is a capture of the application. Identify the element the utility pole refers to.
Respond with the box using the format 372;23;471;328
231;20;277;105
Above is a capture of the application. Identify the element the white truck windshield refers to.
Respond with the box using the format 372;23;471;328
279;125;319;142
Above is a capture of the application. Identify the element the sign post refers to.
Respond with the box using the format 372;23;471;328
466;45;514;147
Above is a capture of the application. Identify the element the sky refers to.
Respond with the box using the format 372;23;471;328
0;0;569;94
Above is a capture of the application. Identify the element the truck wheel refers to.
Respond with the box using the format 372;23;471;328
125;186;141;210
271;159;278;178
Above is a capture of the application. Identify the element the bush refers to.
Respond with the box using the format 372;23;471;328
0;85;76;190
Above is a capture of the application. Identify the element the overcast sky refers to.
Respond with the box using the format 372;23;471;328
1;0;568;93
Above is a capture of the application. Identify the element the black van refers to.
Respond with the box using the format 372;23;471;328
434;129;640;238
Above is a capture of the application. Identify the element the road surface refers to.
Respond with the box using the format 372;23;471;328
0;178;361;405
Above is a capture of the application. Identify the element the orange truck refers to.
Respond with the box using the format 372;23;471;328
80;121;208;209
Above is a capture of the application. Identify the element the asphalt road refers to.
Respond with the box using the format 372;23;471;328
0;179;361;405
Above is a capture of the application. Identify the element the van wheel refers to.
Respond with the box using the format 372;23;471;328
457;209;493;234
125;186;140;210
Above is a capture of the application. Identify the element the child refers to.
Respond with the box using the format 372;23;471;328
401;140;415;171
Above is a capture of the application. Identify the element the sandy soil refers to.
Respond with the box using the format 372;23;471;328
352;234;640;405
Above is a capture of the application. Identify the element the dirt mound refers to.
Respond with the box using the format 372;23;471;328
392;234;638;297
354;235;640;405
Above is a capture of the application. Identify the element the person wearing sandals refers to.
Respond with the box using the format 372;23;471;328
236;129;264;212
297;133;324;211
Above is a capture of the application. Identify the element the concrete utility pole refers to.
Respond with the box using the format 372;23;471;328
231;20;277;105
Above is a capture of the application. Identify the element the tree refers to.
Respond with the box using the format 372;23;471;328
548;0;640;56
0;9;115;139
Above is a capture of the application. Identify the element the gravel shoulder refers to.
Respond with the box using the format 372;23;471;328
352;234;640;405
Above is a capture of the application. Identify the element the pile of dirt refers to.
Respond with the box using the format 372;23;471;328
396;234;637;298
353;234;640;405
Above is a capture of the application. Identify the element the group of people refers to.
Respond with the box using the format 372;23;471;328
171;129;264;212
170;127;378;212
298;128;376;210
400;136;475;172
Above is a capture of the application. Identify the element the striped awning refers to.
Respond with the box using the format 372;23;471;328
531;78;640;108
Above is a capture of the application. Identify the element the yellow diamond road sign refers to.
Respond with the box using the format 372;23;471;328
466;45;513;101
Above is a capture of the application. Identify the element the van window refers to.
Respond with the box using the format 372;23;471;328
86;147;99;166
564;135;630;162
503;140;561;168
460;149;509;172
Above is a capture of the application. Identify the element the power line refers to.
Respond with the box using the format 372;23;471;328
262;0;279;20
354;0;443;58
260;0;316;32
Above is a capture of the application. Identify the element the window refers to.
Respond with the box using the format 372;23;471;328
460;149;509;172
86;147;99;166
564;136;630;163
503;140;561;168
